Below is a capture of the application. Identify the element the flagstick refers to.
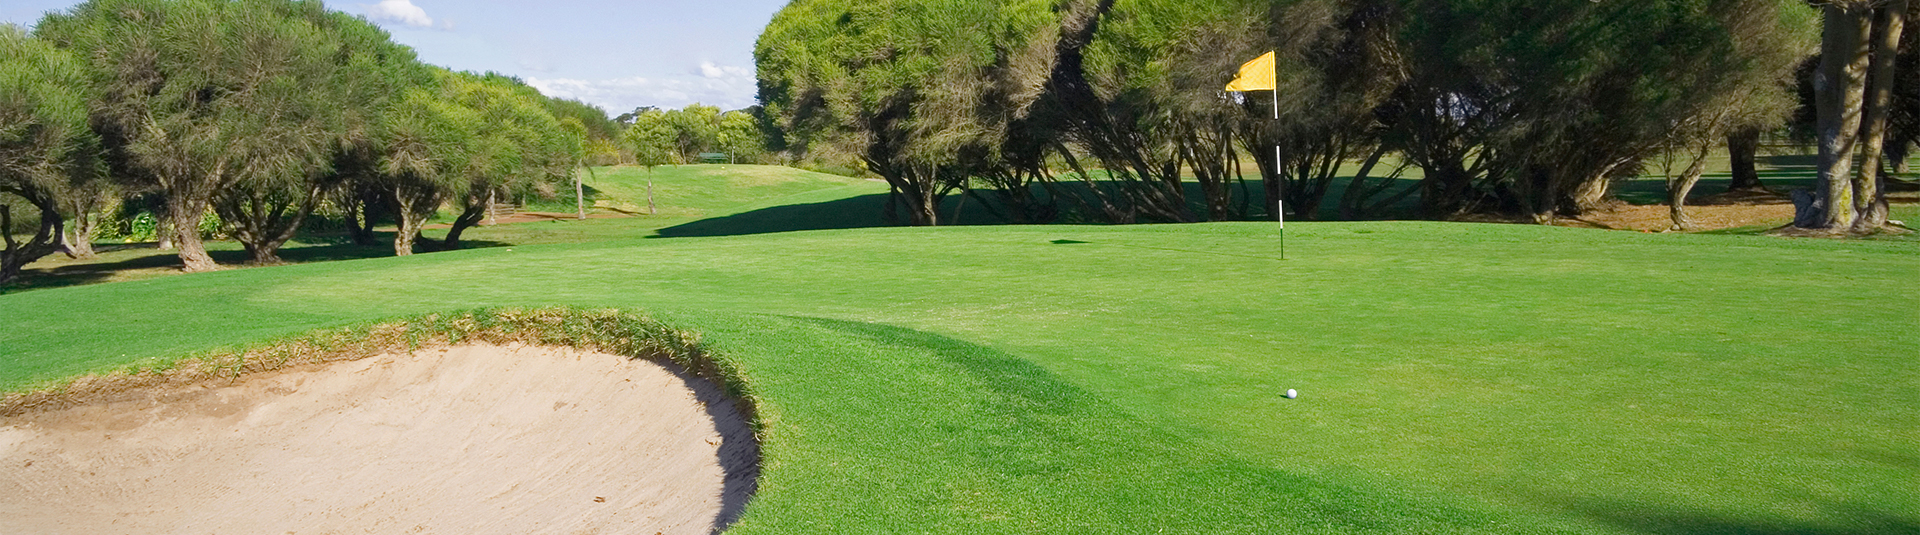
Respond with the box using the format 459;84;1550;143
1271;54;1285;260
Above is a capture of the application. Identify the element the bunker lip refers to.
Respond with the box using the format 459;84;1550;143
0;343;759;535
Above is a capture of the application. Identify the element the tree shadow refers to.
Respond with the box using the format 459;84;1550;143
655;194;894;237
1564;497;1920;535
0;234;510;294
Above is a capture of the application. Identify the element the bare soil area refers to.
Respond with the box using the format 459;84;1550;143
0;344;756;535
1547;189;1917;232
1559;191;1798;232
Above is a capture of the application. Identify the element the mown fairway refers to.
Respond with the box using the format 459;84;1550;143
3;216;1914;534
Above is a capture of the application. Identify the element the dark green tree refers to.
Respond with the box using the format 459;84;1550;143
37;0;391;267
757;0;1055;226
0;25;102;284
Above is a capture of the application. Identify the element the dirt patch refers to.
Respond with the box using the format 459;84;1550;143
1551;189;1915;232
0;343;756;534
1557;192;1799;232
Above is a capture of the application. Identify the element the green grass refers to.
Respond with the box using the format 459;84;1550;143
3;219;1914;534
7;164;887;292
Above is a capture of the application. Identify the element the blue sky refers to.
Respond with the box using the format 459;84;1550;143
2;0;790;115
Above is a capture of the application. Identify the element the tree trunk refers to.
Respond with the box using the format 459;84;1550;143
882;165;942;226
156;216;174;250
1891;141;1913;174
486;189;497;226
344;197;370;246
394;218;420;256
344;187;380;247
1571;173;1612;213
391;185;432;257
220;184;324;265
1726;128;1764;192
61;220;97;259
166;192;220;272
1669;146;1711;231
1809;5;1873;230
0;198;66;285
443;201;487;250
576;166;587;220
1853;0;1908;232
57;189;110;260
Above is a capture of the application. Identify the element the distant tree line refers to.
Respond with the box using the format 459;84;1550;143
0;0;602;283
756;0;1916;232
616;104;771;168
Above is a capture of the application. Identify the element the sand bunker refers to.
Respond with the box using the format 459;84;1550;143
0;344;757;534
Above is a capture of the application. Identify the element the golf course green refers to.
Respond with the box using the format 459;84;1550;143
3;166;1914;533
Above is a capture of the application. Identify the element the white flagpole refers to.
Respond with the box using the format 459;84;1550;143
1272;53;1285;260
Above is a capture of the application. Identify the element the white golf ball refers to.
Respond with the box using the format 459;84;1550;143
1285;389;1298;399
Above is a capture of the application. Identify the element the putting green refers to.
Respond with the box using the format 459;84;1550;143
2;221;1915;534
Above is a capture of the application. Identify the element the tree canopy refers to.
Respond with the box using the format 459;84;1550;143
757;0;1835;226
0;24;101;283
36;0;416;267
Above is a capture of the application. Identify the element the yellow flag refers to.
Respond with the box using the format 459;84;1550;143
1224;51;1276;92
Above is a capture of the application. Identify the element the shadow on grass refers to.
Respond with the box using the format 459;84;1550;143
655;194;894;237
0;234;510;294
1567;498;1920;535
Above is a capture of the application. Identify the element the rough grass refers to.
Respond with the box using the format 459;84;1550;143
2;220;1914;534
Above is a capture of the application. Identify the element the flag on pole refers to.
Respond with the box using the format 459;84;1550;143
1224;51;1276;92
1228;51;1287;259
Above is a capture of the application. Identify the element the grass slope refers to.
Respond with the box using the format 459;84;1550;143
3;221;1914;534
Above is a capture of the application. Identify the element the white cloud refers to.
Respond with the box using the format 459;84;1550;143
696;61;751;80
529;63;757;112
362;0;439;29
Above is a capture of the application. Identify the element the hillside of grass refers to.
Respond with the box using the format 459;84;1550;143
3;221;1914;534
564;164;875;218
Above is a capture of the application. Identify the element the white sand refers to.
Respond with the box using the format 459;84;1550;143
0;344;757;534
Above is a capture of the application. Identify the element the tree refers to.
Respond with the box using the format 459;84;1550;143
434;72;576;250
1376;0;1815;224
544;98;619;145
378;82;476;256
558;116;590;219
1888;6;1918;177
1800;0;1909;232
37;0;383;268
1;25;102;284
622;108;678;170
663;104;723;162
758;0;1055;226
215;6;422;264
1725;128;1766;192
716;110;766;163
1656;1;1815;230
